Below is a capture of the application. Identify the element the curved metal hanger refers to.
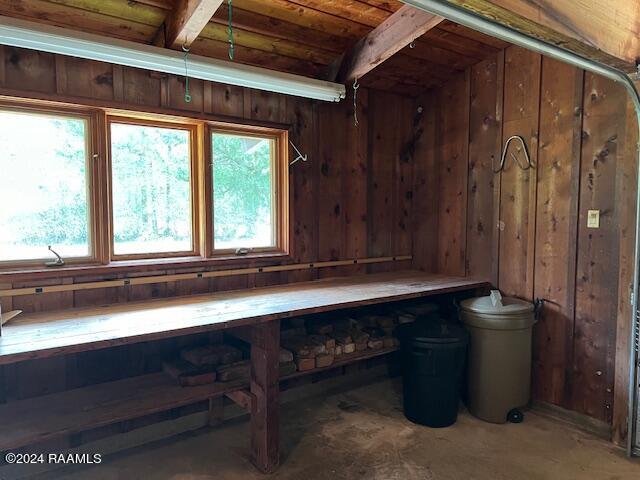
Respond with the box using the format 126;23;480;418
494;135;533;173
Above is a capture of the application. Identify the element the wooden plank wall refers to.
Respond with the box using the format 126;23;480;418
412;45;639;445
0;46;417;411
0;45;415;315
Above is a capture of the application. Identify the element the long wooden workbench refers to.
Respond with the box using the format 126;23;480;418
0;271;487;473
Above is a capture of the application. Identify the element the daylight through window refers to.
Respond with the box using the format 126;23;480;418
109;120;195;257
211;132;277;252
0;100;288;269
0;108;91;263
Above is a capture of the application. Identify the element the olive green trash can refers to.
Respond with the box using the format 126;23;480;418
459;293;536;424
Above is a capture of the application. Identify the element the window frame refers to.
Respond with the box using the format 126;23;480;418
105;114;202;261
0;100;102;268
0;97;291;275
205;123;289;258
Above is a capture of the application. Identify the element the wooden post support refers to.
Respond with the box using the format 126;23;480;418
250;320;280;473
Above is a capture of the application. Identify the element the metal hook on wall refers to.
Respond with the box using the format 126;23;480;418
289;140;308;166
494;135;533;173
352;77;360;127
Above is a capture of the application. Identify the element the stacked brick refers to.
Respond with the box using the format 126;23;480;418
164;342;297;386
163;344;243;386
164;307;415;386
281;312;401;372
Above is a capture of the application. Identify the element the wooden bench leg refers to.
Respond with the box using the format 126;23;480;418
250;320;280;474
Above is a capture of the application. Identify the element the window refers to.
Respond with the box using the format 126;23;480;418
210;128;286;254
0;99;289;271
108;119;197;258
0;108;92;263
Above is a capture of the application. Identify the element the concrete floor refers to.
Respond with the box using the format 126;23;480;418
39;378;640;480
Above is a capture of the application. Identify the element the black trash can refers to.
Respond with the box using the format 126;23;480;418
397;319;469;428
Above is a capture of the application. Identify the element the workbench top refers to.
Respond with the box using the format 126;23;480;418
0;270;487;365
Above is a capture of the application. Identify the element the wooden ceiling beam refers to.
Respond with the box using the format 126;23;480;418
157;0;224;48
327;5;444;83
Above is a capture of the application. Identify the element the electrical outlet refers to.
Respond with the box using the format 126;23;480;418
587;210;600;228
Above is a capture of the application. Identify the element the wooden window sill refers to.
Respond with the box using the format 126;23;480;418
0;252;292;282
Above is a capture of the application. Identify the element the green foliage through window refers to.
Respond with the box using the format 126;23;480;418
110;122;192;255
212;133;274;249
0;110;89;261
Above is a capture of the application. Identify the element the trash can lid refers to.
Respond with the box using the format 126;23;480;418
397;320;468;345
402;303;439;316
460;295;533;315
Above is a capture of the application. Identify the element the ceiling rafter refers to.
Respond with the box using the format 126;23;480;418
327;5;444;83
156;0;225;49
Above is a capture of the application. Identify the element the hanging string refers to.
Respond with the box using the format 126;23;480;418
352;77;360;127
182;45;192;103
227;0;234;60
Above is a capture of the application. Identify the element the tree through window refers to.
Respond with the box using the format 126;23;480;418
211;131;277;252
0;109;91;263
109;120;195;257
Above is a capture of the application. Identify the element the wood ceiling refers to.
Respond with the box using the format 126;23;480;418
0;0;510;96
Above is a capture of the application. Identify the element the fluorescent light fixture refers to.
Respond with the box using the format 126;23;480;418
0;15;346;103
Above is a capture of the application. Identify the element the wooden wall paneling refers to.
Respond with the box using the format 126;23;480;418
572;73;626;421
393;95;416;259
73;275;127;309
498;46;541;298
343;88;369;276
55;57;116;101
210;273;249;293
531;57;584;408
207;81;245;117
71;346;132;387
3;47;57;94
6;356;68;400
122;67;163;107
287;98;319;283
112;65;125;102
165;268;212;297
246;89;288;124
126;270;168;302
253;271;287;288
54;56;67;97
411;92;438;272
436;72;470;276
466;52;504;283
167;76;204;113
612;91;639;445
12;278;74;314
367;91;399;267
0;282;12;315
203;81;213;114
317;100;347;270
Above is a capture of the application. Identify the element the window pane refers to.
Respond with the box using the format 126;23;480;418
212;133;275;250
0;110;90;262
110;123;193;255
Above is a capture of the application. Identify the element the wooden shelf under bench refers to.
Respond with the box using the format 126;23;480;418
0;346;399;453
0;271;487;472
